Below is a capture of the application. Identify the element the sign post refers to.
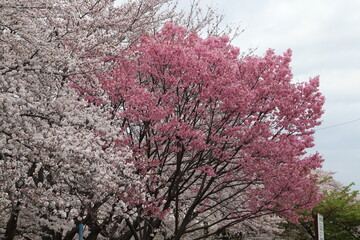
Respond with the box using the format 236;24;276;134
314;213;324;240
79;223;83;240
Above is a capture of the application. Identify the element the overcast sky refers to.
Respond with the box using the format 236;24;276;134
194;0;360;189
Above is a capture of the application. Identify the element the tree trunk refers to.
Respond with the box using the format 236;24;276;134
63;225;80;240
85;224;101;240
4;202;21;240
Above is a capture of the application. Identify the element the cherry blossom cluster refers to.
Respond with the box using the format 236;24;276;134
88;23;325;239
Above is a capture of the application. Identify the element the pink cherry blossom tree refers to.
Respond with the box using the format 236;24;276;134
94;23;325;240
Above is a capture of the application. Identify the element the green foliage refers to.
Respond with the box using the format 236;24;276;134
319;183;360;239
279;182;360;240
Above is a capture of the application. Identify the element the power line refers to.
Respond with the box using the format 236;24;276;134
316;118;360;131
